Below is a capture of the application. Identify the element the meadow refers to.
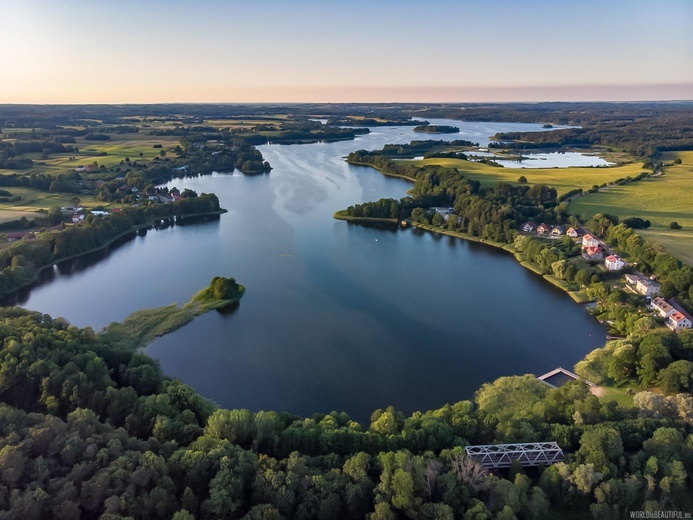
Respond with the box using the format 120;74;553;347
570;151;693;264
408;157;647;196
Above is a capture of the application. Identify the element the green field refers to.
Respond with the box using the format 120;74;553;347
407;157;646;196
0;133;181;178
0;208;41;224
570;151;693;264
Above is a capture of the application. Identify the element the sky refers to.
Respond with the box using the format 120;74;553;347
1;0;692;103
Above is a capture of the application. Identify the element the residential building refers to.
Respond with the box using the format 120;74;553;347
566;227;580;238
605;255;625;271
522;221;537;233
635;279;660;296
582;246;603;261
624;274;640;285
651;297;675;318
668;311;692;332
537;223;551;236
582;234;600;248
551;226;564;237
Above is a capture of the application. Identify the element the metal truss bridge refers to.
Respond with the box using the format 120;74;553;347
465;442;565;469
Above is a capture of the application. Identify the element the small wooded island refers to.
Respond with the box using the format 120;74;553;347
413;124;460;134
102;276;244;348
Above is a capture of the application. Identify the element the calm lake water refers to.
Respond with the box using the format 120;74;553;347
12;120;605;422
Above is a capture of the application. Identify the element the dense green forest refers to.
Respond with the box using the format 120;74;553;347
413;125;459;134
0;305;691;518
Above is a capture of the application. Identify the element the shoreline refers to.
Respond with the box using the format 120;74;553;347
0;208;227;301
409;222;591;304
340;160;592;304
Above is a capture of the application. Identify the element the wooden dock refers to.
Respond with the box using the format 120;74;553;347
537;367;596;388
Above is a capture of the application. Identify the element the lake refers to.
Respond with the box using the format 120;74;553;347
12;119;606;423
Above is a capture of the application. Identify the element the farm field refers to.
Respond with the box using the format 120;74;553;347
0;133;181;178
407;157;646;196
570;151;693;264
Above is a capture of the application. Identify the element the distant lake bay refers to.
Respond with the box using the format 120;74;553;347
14;120;605;422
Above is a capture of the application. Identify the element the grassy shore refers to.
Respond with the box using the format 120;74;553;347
101;278;245;349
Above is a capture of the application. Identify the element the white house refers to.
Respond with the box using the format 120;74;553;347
551;226;564;237
522;221;537;233
431;207;454;216
635;279;660;296
566;227;580;238
582;234;600;248
605;255;625;271
651;297;675;318
668;311;692;332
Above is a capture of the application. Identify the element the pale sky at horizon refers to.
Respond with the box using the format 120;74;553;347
1;0;692;103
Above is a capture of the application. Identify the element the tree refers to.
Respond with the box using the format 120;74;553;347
475;375;549;425
578;426;623;477
658;360;693;393
669;222;682;230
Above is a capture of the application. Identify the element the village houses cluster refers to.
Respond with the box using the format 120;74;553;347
522;222;627;272
520;220;691;332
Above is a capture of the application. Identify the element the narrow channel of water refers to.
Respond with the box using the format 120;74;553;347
13;120;606;422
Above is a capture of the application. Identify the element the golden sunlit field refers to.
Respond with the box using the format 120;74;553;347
570;151;693;264
407;156;647;196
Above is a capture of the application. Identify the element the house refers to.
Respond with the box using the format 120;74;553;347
605;255;625;271
582;246;603;261
537;223;551;236
431;207;454;216
6;232;29;242
522;221;537;233
72;215;85;224
582;234;600;248
566;227;580;238
624;274;640;285
668;311;692;332
635;279;660;296
551;226;564;237
651;297;675;318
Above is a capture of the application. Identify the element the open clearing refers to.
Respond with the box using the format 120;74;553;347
0;134;181;177
408;157;646;196
570;151;693;264
0;209;41;224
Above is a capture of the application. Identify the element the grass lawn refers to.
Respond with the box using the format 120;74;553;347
0;187;100;212
570;151;693;264
596;386;636;407
406;157;646;197
0;209;41;224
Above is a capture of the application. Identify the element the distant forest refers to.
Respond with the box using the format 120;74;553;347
3;102;691;158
